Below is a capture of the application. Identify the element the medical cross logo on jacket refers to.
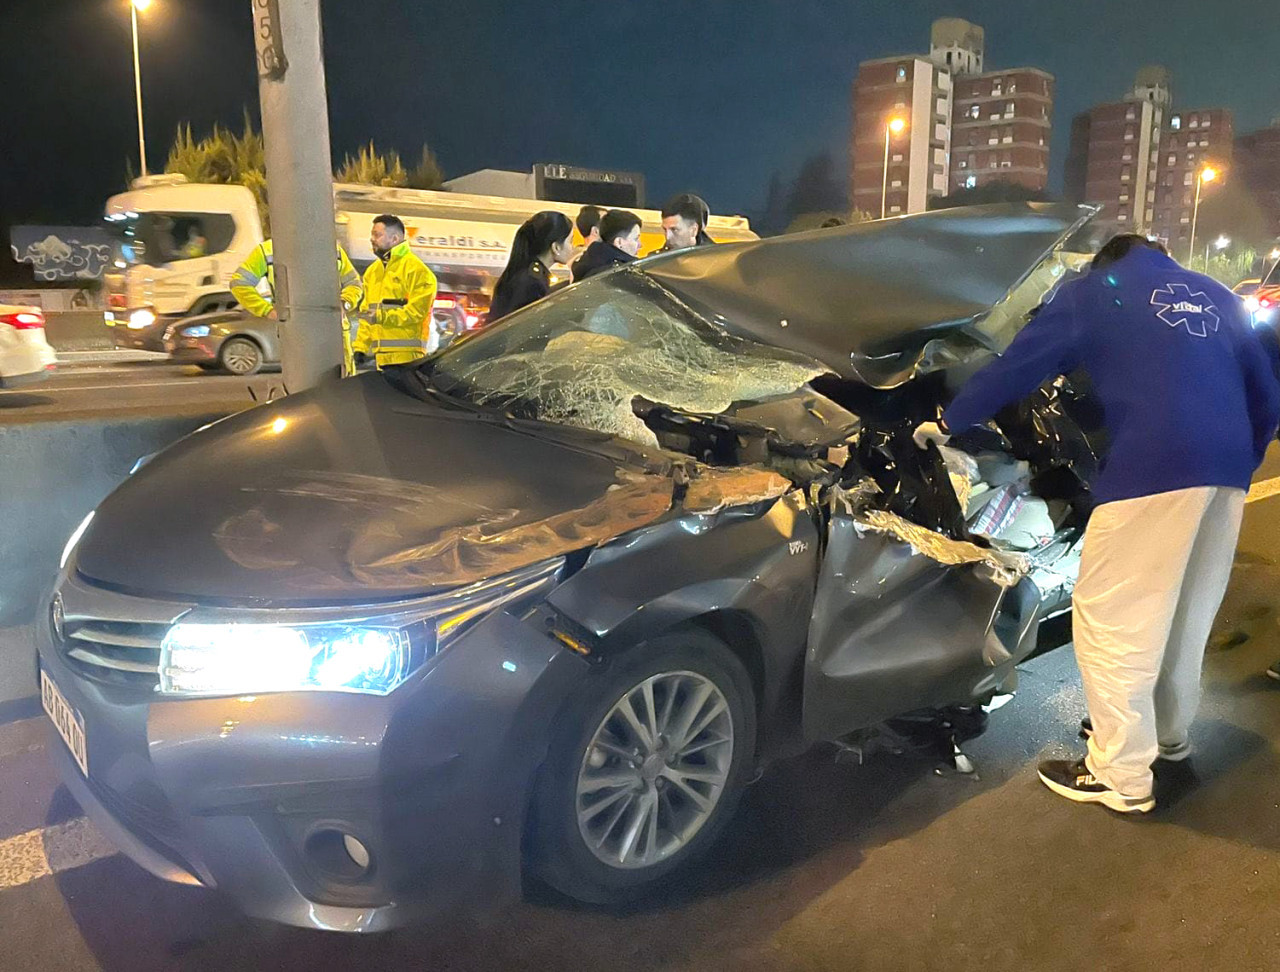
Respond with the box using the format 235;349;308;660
1150;283;1221;338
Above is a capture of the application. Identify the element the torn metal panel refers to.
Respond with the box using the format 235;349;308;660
682;466;794;514
803;511;1038;741
640;202;1098;386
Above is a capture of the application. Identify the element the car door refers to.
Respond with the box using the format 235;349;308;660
801;499;1042;743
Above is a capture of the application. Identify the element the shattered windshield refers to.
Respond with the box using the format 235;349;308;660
425;270;828;448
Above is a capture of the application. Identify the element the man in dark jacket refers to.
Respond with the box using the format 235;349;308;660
570;205;605;282
573;210;642;281
915;235;1280;814
658;193;715;252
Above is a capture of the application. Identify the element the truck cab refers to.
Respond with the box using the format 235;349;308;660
103;178;262;350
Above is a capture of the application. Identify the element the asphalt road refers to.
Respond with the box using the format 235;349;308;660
3;464;1280;970
0;353;277;423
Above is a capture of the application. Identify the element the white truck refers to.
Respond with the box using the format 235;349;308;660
102;176;757;350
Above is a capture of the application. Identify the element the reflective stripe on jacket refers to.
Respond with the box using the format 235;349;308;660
228;239;364;319
355;241;438;366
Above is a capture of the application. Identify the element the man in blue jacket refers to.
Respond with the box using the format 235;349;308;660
915;235;1280;813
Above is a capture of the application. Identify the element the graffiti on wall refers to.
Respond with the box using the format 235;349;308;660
10;226;113;281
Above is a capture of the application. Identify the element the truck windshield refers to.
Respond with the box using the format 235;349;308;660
104;212;235;265
425;269;826;448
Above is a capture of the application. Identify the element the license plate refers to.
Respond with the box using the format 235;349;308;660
41;669;88;777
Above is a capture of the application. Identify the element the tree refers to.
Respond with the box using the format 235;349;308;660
164;111;269;228
335;142;409;187
407;145;445;191
786;151;847;222
928;180;1052;210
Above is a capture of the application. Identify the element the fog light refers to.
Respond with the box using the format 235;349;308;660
342;834;370;870
304;828;373;881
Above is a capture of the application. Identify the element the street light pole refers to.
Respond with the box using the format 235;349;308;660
130;0;149;178
881;118;905;220
1188;166;1216;265
252;0;344;391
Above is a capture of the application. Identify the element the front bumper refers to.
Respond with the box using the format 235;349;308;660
108;313;175;352
37;573;588;931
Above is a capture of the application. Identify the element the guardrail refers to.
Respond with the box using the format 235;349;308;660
0;412;223;706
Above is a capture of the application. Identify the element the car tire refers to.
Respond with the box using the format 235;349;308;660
219;337;263;376
528;629;756;904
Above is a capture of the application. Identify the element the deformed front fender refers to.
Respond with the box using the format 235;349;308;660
546;492;820;752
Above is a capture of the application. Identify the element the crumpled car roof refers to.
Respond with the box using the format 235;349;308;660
639;202;1097;385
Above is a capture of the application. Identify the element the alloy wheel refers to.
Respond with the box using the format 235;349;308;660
576;670;735;870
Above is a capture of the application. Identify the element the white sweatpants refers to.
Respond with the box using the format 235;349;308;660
1073;486;1245;799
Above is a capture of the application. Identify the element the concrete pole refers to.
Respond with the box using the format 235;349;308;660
251;0;342;391
130;3;148;178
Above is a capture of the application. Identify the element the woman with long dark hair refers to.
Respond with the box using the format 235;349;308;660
487;211;575;322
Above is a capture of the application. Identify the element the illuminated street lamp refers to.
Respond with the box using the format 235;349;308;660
129;0;153;178
881;117;907;220
1187;165;1217;264
1206;234;1230;265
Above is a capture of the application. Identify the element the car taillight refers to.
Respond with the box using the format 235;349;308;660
1261;297;1274;309
108;293;127;309
1;310;45;329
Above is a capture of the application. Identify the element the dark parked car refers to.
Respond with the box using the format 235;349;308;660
41;204;1101;932
164;309;280;375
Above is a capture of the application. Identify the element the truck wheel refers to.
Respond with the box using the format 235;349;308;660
219;337;263;376
528;630;756;904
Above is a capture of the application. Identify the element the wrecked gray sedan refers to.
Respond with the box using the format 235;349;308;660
39;203;1100;932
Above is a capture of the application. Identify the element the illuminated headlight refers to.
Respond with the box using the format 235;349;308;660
1245;295;1261;313
128;308;157;330
156;558;563;697
182;325;211;338
160;622;428;696
1255;307;1278;325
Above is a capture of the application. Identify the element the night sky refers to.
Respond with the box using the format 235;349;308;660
2;0;1277;227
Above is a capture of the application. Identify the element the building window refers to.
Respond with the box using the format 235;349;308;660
965;175;977;189
1005;101;1015;117
1183;192;1192;206
1038;136;1044;146
1180;216;1190;224
1202;117;1211;128
992;83;1002;97
1118;211;1129;222
968;105;980;119
1184;172;1194;185
891;179;903;188
1171;115;1181;130
1146;209;1154;223
1125;107;1136;121
1123;149;1134;161
897;66;907;82
891;153;903;162
1199;139;1209;147
890;205;903;213
988;136;998;146
1167;154;1176;166
1120;194;1130;203
1189;116;1198;128
1121;167;1132;182
957;159;967;168
1124;126;1135;141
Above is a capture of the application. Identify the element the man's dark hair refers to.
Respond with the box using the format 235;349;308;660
600;209;642;247
660;193;710;230
373;214;406;236
1092;233;1169;271
575;205;604;239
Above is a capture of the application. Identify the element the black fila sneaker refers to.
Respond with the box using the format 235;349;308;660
1037;758;1155;813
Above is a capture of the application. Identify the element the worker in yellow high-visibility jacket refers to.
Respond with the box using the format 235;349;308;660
354;214;438;369
228;239;364;375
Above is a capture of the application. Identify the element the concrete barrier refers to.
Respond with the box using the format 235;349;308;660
0;413;223;704
42;311;115;351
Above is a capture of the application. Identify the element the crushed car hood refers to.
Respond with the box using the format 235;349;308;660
641;202;1097;386
73;376;689;604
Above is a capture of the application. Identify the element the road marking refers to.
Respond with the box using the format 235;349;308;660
0;818;116;890
1246;476;1280;504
